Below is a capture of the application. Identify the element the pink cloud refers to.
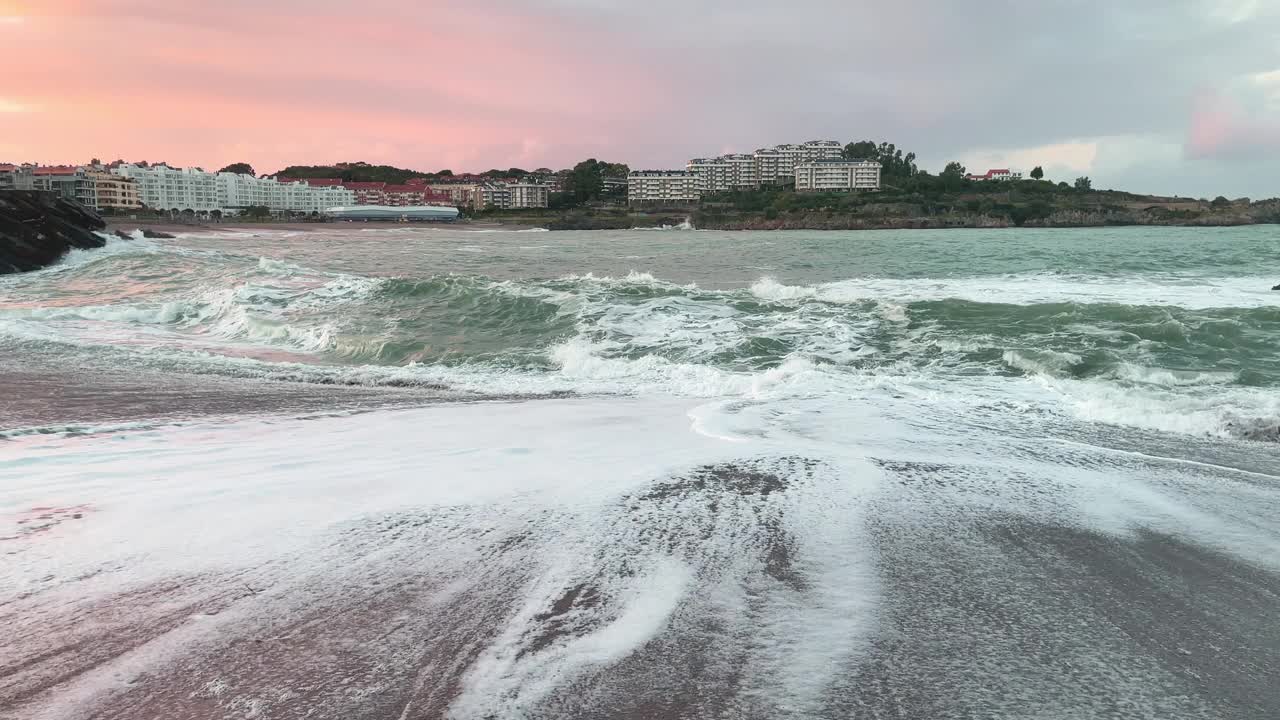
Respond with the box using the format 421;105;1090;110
1186;89;1280;160
0;0;679;172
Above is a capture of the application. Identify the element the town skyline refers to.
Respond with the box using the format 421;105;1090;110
4;1;1279;198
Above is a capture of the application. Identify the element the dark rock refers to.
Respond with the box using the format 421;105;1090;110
114;229;133;240
0;190;106;274
141;228;175;239
1272;284;1279;291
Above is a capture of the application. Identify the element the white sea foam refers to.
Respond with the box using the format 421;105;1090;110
1002;349;1084;377
748;272;1280;310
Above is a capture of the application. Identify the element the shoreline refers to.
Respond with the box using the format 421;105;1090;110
105;219;539;234
104;216;1280;235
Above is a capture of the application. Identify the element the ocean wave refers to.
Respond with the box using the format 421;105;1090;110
1048;378;1280;441
1002;349;1084;377
746;272;1280;310
0;420;173;439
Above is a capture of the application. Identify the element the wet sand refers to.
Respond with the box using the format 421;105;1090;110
0;352;462;434
3;457;1277;719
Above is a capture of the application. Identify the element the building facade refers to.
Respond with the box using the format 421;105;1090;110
794;159;882;192
114;164;356;214
428;182;481;209
88;170;142;211
113;164;219;212
508;182;550;209
627;171;702;205
687;140;842;192
31;166;98;207
0;164;36;190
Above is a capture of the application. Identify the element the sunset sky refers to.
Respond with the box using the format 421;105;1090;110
3;0;1279;197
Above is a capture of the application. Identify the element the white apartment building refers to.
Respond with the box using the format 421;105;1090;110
687;153;763;193
259;176;355;213
508;182;550;209
688;140;843;192
686;157;730;192
627;171;702;205
113;164;219;212
793;159;882;192
113;164;355;213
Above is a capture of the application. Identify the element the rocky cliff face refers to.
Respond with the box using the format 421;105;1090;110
0;190;107;274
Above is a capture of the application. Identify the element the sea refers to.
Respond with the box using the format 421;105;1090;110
2;225;1279;719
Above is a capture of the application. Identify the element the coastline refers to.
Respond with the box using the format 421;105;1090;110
105;219;540;234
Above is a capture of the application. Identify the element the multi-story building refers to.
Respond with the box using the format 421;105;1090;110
216;171;272;209
250;175;355;213
508;182;550;209
687;153;762;193
793;159;882;192
115;164;355;214
380;184;450;207
627;171;702;205
428;181;484;209
5;163;138;211
31;166;98;207
87;170;142;211
113;163;219;213
686;157;729;194
687;140;843;191
341;182;387;205
473;182;512;210
752;147;783;185
0;163;36;190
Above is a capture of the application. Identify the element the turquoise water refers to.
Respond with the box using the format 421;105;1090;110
2;225;1277;437
3;225;1280;718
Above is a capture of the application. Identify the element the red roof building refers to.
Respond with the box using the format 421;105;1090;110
964;168;1022;182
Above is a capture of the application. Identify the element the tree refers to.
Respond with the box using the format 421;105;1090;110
1074;176;1092;191
842;140;877;160
938;161;967;192
218;163;255;175
843;140;918;179
241;205;271;219
1211;195;1230;208
565;159;605;203
1030;166;1044;180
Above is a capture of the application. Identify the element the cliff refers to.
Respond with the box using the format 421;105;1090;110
0;191;106;274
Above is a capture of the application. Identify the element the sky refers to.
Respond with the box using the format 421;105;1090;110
2;0;1279;197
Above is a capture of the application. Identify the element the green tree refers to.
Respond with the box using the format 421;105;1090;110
939;161;967;191
1030;166;1044;180
1074;176;1092;191
241;205;271;219
843;140;918;179
218;163;255;175
1211;195;1230;208
842;140;877;160
566;159;605;203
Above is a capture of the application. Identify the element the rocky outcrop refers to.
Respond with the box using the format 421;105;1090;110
0;190;106;274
